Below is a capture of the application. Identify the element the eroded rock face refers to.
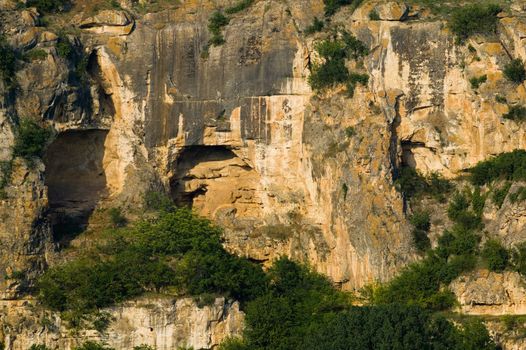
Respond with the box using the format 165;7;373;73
3;0;526;347
451;270;526;315
0;297;243;350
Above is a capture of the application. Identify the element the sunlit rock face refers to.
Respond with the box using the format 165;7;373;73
3;0;526;348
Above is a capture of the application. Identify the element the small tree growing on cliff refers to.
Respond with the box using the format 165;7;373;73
13;118;53;164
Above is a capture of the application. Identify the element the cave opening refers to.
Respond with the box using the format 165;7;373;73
169;145;260;219
43;130;109;244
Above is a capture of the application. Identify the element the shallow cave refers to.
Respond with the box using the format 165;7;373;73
170;145;259;219
43;130;109;243
170;146;239;206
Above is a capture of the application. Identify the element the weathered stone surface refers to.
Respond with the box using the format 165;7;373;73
0;297;243;350
80;10;134;35
451;270;526;315
375;2;409;21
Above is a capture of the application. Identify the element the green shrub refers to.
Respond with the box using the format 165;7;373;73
303;304;493;350
492;182;511;208
469;75;487;90
144;191;174;212
510;186;526;203
511;242;526;276
395;167;453;202
323;0;363;16
218;338;247;350
503;105;526;122
346;72;369;97
504;59;526;84
448;3;501;41
410;211;431;252
28;345;51;350
208;11;229;46
308;32;368;93
108;207;127;227
0;37;17;88
344;126;356;138
25;0;71;13
133;346;155;350
38;208;267;316
304;17;324;35
482;239;509;272
468;150;526;186
13;118;52;162
73;342;114;350
25;49;48;61
495;95;507;104
368;9;380;20
225;0;254;15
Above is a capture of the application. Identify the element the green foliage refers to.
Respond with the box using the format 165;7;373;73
346;72;369;97
469;75;487;89
459;319;497;350
504;58;526;84
495;95;507;104
323;0;363;17
26;0;71;13
510;186;526;203
503;105;526;122
56;35;74;59
144;190;174;212
511;242;526;276
207;1;254;45
208;11;229;46
395;167;453;202
0;160;13;198
448;3;501;41
492;182;511;208
38;208;267;317
0;36;17;88
410;211;431;252
13;118;52;162
308;32;368;93
92;311;113;333
133;346;155;350
73;342;114;350
225;0;254;15
368;9;380;20
28;345;51;350
303;305;494;350
218;338;247;350
482;239;509;272
242;257;350;350
108;207;127;227
468;150;526;186
25;49;48;61
344;126;356;138
304;17;324;35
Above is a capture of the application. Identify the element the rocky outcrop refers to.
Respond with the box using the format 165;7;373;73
0;297;243;349
451;270;526;315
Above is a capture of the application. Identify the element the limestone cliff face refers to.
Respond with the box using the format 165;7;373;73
0;297;243;349
3;0;526;348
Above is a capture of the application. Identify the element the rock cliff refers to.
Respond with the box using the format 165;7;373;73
3;0;526;348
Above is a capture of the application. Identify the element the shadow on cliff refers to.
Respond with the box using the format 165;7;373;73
43;130;109;247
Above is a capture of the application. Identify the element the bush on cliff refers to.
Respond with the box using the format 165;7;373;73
504;59;526;84
38;207;267;317
25;0;71;13
449;3;501;41
0;36;17;88
468;150;526;186
13;118;52;163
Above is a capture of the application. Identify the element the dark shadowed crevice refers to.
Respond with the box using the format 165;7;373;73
43;130;108;245
170;146;238;207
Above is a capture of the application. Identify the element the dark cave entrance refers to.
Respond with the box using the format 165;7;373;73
170;145;239;207
43;130;109;243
